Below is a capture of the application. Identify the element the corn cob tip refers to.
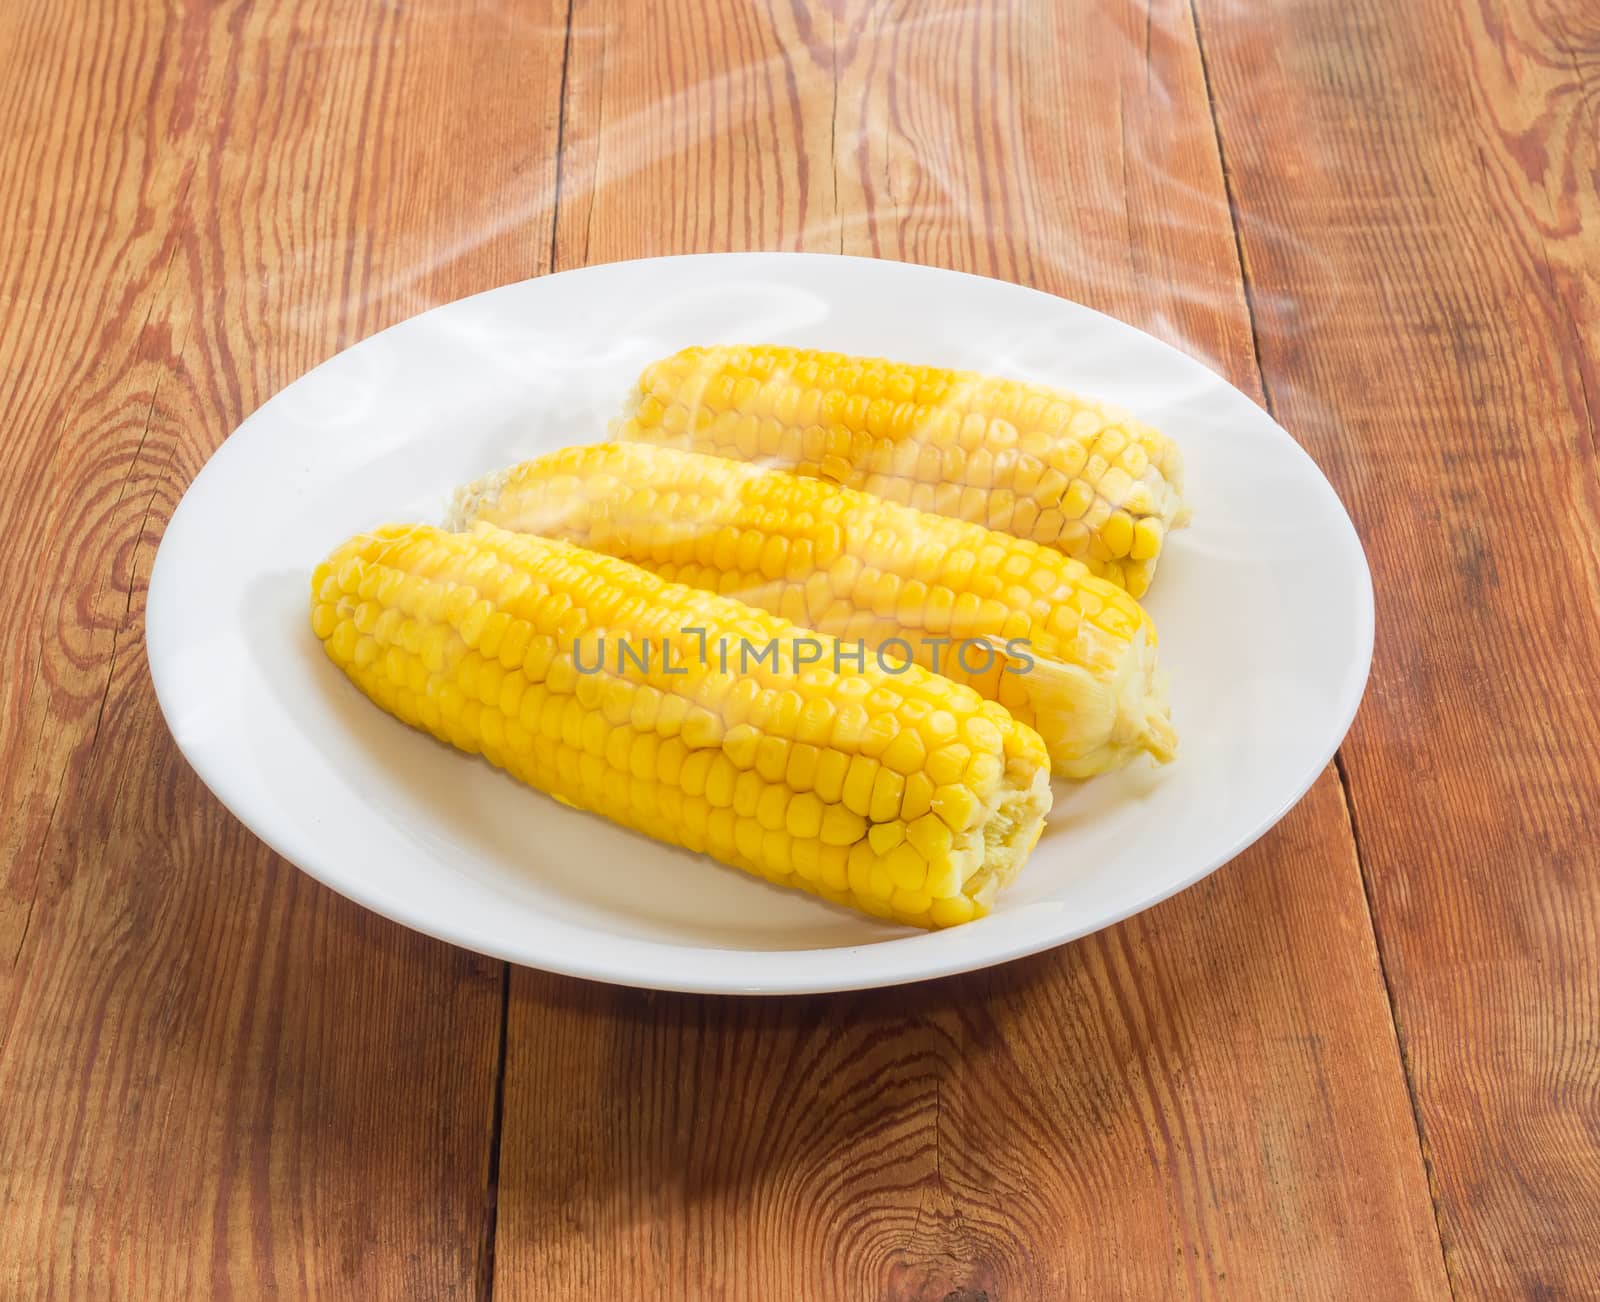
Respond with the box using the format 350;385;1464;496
445;468;512;532
959;762;1053;908
1006;632;1175;779
1139;669;1178;764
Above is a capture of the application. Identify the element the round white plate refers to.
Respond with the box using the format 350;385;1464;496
148;253;1372;994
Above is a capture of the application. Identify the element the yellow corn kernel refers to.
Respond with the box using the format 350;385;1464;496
1060;479;1095;520
787;791;824;839
817;844;851;892
883;843;927;892
929;894;977;927
1101;510;1135;559
901;771;935;822
841;754;879;816
1131;516;1164;561
931;784;981;832
754;734;790;783
790;836;821;882
880;728;927;776
867;822;905;855
812;748;850;804
755;783;790;832
926;743;971;787
820;805;867;847
869;768;906;824
906;813;953;861
846;840;876;897
784;742;820;792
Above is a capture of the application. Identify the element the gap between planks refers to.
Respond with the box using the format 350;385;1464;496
482;5;579;1293
546;0;578;281
479;961;513;1302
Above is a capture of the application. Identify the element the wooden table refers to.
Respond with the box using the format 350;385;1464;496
3;1;1595;1296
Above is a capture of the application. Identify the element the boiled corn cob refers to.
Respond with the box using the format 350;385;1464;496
615;344;1188;597
451;443;1175;780
311;522;1052;928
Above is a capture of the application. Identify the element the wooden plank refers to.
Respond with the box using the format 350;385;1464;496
0;0;567;1294
551;0;838;262
1191;0;1600;1294
495;1;1450;1295
0;0;196;1008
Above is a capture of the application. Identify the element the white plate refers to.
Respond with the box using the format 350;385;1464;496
147;253;1372;994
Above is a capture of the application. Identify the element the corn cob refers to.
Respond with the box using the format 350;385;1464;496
451;443;1175;781
311;522;1052;928
615;344;1188;597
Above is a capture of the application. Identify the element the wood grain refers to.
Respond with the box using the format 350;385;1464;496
1192;0;1600;1295
494;1;1448;1296
0;0;566;1295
